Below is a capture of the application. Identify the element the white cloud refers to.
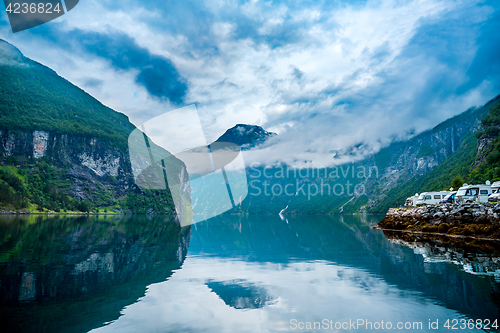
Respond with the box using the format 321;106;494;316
0;0;495;166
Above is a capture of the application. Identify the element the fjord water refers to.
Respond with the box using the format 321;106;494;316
0;214;499;332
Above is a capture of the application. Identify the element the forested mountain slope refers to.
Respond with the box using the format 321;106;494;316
0;39;186;213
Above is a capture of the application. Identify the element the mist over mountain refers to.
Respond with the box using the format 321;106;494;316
232;95;500;214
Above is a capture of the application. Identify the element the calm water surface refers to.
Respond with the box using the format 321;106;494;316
0;214;499;332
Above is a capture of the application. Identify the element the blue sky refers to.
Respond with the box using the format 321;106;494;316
1;0;499;166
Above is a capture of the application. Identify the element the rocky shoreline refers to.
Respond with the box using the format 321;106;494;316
0;211;125;215
377;203;500;240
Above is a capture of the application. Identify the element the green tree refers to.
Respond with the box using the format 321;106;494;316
451;176;464;191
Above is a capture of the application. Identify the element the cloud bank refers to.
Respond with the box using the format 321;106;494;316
1;0;499;166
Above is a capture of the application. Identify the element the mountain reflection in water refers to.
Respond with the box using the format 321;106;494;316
1;214;500;332
0;214;190;333
206;279;276;309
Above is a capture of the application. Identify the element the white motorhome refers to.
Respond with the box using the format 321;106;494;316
491;181;500;194
416;191;450;206
405;193;419;206
455;181;492;204
488;181;500;202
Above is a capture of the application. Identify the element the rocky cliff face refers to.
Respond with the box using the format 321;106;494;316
0;127;189;213
474;134;493;167
0;129;127;183
0;129;129;198
473;99;500;168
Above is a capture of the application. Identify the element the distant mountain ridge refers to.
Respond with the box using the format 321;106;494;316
215;124;276;150
230;95;500;215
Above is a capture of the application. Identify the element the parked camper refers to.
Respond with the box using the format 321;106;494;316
405;193;419;206
488;181;500;202
489;192;500;202
455;181;492;204
491;181;500;194
416;191;450;206
440;191;457;204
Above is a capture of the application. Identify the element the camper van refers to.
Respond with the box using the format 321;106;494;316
440;191;457;204
455;182;492;204
405;193;419;207
491;181;500;194
415;191;450;206
488;181;500;202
